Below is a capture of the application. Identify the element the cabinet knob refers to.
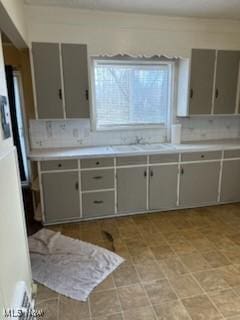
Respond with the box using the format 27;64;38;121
150;170;154;177
58;88;62;100
75;182;79;190
201;154;205;158
58;163;62;167
85;89;89;101
144;170;147;177
93;176;103;180
181;167;184;175
215;89;219;99
94;200;104;204
96;161;100;165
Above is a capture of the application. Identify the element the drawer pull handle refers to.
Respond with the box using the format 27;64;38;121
58;88;62;100
181;167;184;175
215;88;219;99
144;170;147;177
150;170;154;177
94;200;104;204
93;176;103;180
201;154;205;158
75;182;79;190
58;163;62;167
190;88;194;99
96;161;100;165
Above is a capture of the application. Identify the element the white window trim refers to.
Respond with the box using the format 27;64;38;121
90;57;175;132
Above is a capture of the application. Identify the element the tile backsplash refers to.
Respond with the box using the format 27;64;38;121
29;117;240;149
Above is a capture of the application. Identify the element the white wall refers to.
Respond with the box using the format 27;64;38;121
0;0;28;43
26;6;240;57
0;30;31;311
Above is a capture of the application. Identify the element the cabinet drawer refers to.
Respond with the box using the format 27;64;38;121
82;191;115;218
150;153;179;164
224;149;240;159
117;156;147;166
40;160;78;171
181;151;221;162
81;169;114;191
81;158;114;168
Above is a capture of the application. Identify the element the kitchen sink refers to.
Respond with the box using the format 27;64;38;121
111;145;141;153
138;143;169;151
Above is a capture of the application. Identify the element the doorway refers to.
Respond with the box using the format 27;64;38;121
5;65;29;184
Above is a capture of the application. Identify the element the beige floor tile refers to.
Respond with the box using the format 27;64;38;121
193;269;230;293
135;261;165;283
170;240;197;254
94;275;115;292
202;251;231;268
118;283;149;311
92;314;123;320
89;289;121;318
144;279;177;305
36;299;59;320
113;266;139;287
221;265;240;287
169;274;203;298
36;284;58;303
182;295;223;320
210;289;240;318
58;295;90;320
153;300;191;320
161;257;189;278
123;306;156;320
179;252;210;272
150;244;175;260
130;248;156;264
191;237;217;252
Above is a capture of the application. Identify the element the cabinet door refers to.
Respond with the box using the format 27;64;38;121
221;160;240;202
189;49;216;115
214;50;240;114
179;162;220;207
149;165;178;210
32;42;63;119
42;172;80;223
117;167;147;213
62;44;89;118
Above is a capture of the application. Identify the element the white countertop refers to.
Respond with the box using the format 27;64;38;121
28;139;240;161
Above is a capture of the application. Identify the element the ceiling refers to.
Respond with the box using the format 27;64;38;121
24;0;240;20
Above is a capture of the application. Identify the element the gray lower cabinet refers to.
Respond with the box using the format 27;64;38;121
214;50;240;114
42;172;80;223
189;49;216;115
149;165;178;210
117;167;147;212
82;191;115;218
32;42;63;119
179;162;220;207
221;160;240;202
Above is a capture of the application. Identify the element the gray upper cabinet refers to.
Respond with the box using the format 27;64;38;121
179;162;220;207
117;167;147;213
221;160;240;202
32;42;64;119
42;171;80;223
62;44;90;118
214;50;240;114
149;165;178;210
189;49;216;115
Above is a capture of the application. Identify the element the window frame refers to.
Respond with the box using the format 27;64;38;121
90;57;175;132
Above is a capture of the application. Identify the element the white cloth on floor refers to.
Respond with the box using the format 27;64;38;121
29;228;124;301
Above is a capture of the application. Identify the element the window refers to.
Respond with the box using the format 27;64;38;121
92;58;173;130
